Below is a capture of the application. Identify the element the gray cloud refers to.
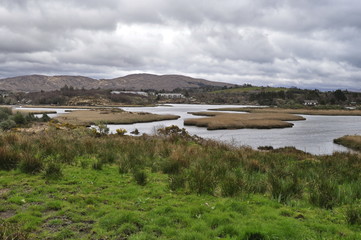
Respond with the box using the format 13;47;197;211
0;0;361;90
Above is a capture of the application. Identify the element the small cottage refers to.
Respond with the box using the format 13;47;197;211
304;100;318;106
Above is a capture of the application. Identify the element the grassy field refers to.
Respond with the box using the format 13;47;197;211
211;86;287;94
211;107;361;116
55;108;179;125
1;127;361;239
184;112;305;130
334;135;361;151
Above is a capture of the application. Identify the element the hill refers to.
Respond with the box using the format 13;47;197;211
0;73;234;92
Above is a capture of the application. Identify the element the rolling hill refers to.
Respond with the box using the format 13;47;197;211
0;73;234;92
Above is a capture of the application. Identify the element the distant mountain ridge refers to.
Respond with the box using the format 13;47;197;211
0;73;234;92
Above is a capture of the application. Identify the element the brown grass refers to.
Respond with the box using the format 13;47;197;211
55;108;180;125
210;107;361;116
184;112;305;130
13;109;57;114
334;135;361;151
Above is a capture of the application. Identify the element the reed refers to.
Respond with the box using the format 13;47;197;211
55;108;179;125
184;112;304;130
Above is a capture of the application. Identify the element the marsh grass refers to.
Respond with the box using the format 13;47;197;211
211;107;361;116
184;112;305;130
334;135;361;151
55;109;179;125
1;127;361;238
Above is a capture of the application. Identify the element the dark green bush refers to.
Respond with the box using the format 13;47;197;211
133;170;147;186
44;162;63;179
19;153;43;174
0;146;19;170
346;205;361;225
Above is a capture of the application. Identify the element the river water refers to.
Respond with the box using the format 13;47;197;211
16;104;361;155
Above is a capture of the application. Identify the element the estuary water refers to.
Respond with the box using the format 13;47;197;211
16;104;361;155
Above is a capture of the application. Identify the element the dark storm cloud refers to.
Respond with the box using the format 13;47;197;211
0;0;361;89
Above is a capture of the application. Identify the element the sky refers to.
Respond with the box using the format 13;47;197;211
0;0;361;90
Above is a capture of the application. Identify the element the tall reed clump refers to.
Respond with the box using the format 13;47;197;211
268;166;303;203
0;145;19;170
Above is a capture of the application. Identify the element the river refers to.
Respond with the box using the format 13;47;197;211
16;104;361;155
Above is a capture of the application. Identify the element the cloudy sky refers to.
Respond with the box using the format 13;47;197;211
0;0;361;90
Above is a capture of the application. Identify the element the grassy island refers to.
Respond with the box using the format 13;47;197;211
184;112;305;130
1;126;361;239
334;135;361;151
55;108;179;125
211;107;361;116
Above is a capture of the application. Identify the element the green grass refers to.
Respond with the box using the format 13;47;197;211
1;166;360;239
0;128;361;239
212;86;287;94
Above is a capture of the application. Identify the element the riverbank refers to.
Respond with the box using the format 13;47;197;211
211;107;361;116
334;135;361;151
0;129;361;239
184;112;305;130
55;108;180;125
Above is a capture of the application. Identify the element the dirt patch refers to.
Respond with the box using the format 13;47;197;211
0;210;16;219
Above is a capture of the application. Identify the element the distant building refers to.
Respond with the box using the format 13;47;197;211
111;91;148;96
303;100;318;106
158;93;185;99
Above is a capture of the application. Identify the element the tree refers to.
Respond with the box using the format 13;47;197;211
334;89;347;102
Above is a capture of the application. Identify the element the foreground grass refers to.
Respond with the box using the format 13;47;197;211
211;107;361;116
1;127;361;239
334;135;361;152
184;111;304;130
55;108;179;125
2;166;359;240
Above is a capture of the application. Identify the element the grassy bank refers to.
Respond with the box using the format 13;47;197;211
1;127;361;239
184;112;305;130
55;108;179;125
211;107;361;116
334;135;361;151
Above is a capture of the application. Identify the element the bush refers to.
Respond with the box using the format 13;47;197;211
44;162;63;179
12;112;26;125
168;173;186;191
116;128;127;136
0;146;19;170
309;176;339;209
133;170;147;186
19;153;43;174
268;168;302;203
346;205;361;225
220;171;244;197
0;119;16;130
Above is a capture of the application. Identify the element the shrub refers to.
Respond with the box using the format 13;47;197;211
168;173;186;191
44;162;63;179
12;112;26;125
133;170;147;186
92;160;103;170
116;128;127;136
346;205;361;225
268;168;302;203
309;176;339;209
0;119;16;130
188;162;217;195
19;153;43;174
0;146;19;170
220;171;244;197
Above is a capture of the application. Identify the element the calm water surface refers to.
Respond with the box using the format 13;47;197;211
17;104;361;155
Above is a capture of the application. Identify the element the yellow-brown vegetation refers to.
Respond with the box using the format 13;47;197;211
55;108;179;125
184;112;305;130
211;107;361;116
